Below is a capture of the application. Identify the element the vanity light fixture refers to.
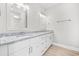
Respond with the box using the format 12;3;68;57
39;12;47;18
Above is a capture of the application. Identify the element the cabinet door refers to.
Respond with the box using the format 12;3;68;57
8;39;29;56
0;45;8;56
29;37;41;56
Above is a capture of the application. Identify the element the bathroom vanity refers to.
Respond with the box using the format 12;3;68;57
0;31;53;56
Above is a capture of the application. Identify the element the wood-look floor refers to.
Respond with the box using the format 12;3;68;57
44;45;79;56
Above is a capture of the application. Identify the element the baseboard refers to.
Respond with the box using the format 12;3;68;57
53;42;79;52
42;44;52;56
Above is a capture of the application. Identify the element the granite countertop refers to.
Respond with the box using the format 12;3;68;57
0;30;53;46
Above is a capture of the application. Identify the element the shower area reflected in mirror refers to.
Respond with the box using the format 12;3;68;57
6;3;30;31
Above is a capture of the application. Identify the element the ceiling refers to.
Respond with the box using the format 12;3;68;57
38;3;58;9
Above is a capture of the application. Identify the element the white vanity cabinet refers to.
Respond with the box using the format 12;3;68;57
39;34;52;55
0;32;53;56
39;35;48;55
8;39;30;56
28;33;53;56
0;45;8;56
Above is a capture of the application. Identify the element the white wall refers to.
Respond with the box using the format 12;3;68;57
47;3;79;49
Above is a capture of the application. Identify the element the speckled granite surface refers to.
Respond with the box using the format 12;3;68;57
0;30;53;45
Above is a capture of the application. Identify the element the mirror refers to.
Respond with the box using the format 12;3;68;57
7;3;29;30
